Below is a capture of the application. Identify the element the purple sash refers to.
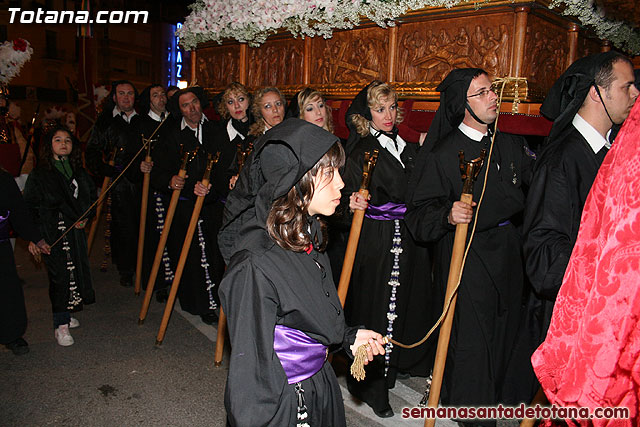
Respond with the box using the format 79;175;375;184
365;202;406;220
0;210;10;242
273;325;328;384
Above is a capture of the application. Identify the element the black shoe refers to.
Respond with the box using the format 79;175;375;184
373;406;394;418
155;288;169;303
5;337;29;355
200;312;218;325
119;274;133;287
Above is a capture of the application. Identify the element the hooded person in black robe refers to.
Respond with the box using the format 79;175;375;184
405;69;536;422
85;80;142;287
23;126;97;345
0;169;50;355
150;86;222;324
218;118;385;427
522;53;638;351
341;81;435;418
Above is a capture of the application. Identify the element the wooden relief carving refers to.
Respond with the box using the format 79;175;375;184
523;17;568;94
396;17;512;83
309;28;388;85
247;39;304;87
577;35;601;59
196;46;240;88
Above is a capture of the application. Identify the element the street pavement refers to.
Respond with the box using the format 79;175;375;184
1;228;516;427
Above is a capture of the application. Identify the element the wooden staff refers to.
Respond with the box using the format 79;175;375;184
138;148;196;325
520;387;548;427
214;140;254;366
87;147;118;254
424;149;486;427
336;149;379;306
214;306;227;366
134;137;153;296
236;140;253;173
156;152;219;345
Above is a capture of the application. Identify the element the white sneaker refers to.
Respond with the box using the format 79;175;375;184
55;324;74;346
69;317;80;328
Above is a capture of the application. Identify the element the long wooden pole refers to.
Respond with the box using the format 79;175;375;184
336;149;379;307
156;153;219;345
134;139;152;296
214;307;227;366
213;142;254;366
424;193;471;427
138;150;193;325
520;387;548;427
424;150;486;427
87;148;117;254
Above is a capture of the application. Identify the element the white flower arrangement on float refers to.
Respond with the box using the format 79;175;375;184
0;39;33;85
551;0;640;54
177;0;640;54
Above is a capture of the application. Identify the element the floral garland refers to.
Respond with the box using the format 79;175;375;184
178;0;468;49
178;0;640;53
0;39;33;85
550;0;640;54
384;219;403;375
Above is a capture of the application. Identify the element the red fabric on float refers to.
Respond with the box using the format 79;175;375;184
531;99;640;426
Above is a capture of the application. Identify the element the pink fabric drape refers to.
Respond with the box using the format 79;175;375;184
531;99;640;426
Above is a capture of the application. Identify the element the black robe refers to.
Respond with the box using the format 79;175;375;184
342;133;434;412
151;120;222;315
23;165;96;314
0;171;41;344
85;111;143;277
219;230;358;427
523;125;607;336
405;129;535;418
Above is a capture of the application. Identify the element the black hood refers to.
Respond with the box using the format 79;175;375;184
217;118;339;262
424;68;484;150
541;51;621;144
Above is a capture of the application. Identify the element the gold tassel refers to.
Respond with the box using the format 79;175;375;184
350;336;389;381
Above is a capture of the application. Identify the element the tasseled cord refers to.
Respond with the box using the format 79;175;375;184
350;336;389;381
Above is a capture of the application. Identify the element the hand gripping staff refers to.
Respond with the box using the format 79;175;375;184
87;146;118;254
214;141;254;366
336;149;379;306
423;149;486;427
156;152;220;345
138;148;198;325
134;135;156;296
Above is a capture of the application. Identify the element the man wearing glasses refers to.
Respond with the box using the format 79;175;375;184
405;68;536;425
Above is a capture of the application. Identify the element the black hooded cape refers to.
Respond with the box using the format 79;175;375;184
218;119;358;426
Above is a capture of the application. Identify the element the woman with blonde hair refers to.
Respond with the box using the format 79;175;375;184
341;80;435;417
288;87;334;133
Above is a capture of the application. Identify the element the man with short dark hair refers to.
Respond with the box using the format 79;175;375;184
405;68;535;423
150;87;222;324
86;80;142;287
523;52;639;337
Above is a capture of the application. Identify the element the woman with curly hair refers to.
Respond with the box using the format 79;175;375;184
220;119;385;426
341;80;435;418
23;126;97;346
248;86;285;136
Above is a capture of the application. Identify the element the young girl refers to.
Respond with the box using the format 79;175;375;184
23;126;96;346
219;119;385;426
